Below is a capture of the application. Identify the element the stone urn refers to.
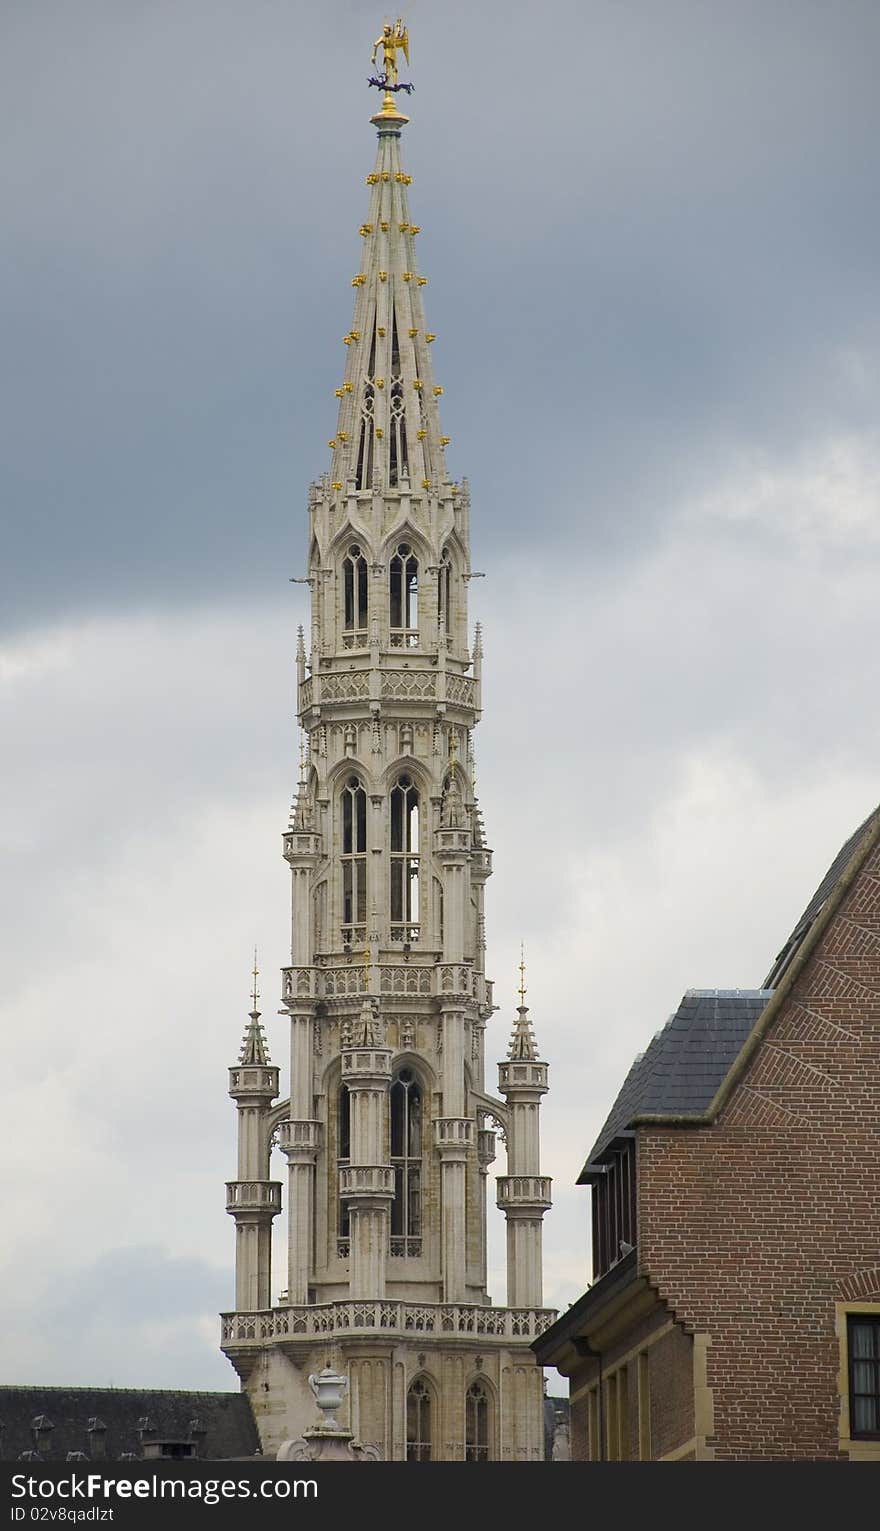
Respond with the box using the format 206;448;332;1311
276;1367;381;1463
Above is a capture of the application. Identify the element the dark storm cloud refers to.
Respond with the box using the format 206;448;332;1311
2;0;879;634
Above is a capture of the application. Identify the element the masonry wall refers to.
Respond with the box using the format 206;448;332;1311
638;840;880;1460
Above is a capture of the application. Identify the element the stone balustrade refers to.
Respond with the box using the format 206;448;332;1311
495;1175;552;1209
338;1164;395;1198
225;1181;283;1214
298;669;476;716
498;1059;549;1094
278;1119;322;1155
221;1300;557;1347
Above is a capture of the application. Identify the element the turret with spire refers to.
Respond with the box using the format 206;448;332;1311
221;27;553;1461
496;951;552;1309
226;954;282;1311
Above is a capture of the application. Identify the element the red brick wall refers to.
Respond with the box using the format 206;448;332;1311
648;1325;694;1458
638;841;880;1460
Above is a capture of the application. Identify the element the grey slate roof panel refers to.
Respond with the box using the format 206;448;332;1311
581;989;772;1172
0;1387;260;1461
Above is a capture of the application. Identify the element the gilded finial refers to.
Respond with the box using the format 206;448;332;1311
251;946;260;1014
518;943;527;1007
299;737;307;782
369;18;413;119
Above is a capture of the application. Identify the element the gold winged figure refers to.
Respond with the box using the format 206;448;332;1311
372;18;409;88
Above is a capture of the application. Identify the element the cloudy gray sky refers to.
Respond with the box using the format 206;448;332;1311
2;0;879;1392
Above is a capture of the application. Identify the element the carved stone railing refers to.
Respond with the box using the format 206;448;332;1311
225;1181;283;1215
495;1175;552;1210
221;1301;557;1347
283;961;476;1002
282;967;316;1002
277;1120;322;1156
320;671;370;702
434;1117;475;1151
339;1164;395;1199
498;1059;549;1094
228;1065;280;1099
299;669;476;714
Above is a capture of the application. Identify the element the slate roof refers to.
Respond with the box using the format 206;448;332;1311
763;806;879;988
0;1387;260;1461
579;989;772;1175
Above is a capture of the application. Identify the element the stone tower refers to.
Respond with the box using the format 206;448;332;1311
221;59;554;1462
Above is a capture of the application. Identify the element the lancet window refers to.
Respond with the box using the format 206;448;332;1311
390;774;420;941
438;548;452;640
342;544;368;648
388;314;408;488
465;1381;491;1461
341;775;367;946
354;328;377;491
337;1084;351;1256
389;543;419;647
406;1378;432;1461
390;1069;422;1257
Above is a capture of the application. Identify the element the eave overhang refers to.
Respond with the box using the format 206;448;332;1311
531;1248;651;1372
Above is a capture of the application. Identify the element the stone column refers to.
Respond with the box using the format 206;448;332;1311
340;1004;393;1299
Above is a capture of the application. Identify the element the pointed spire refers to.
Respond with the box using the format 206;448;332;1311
327;54;449;500
239;948;272;1065
508;945;538;1061
289;734;313;830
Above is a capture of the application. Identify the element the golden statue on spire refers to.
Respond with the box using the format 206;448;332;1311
372;18;409;88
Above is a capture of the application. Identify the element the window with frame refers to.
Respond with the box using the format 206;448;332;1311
342;545;368;647
389;543;419;647
406;1378;432;1461
465;1381;490;1461
849;1315;880;1439
590;1136;637;1281
340;775;367;945
390;1069;422;1256
390;774;420;941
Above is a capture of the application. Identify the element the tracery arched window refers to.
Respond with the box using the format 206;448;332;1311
391;1069;422;1257
390;774;419;940
406;1378;432;1461
341;775;367;944
389;315;408;489
438;547;452;639
465;1381;491;1461
342;544;368;647
337;1083;351;1255
389;543;419;647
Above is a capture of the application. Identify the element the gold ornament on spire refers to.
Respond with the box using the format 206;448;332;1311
518;943;527;1007
370;18;412;117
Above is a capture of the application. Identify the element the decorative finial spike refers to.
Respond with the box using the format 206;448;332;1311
251;946;260;1014
518;943;527;1007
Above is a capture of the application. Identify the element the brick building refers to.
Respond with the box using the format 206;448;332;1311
534;806;880;1461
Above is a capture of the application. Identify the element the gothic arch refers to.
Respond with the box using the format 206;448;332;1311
463;1373;496;1462
405;1373;437;1462
380;519;431;566
328;515;373;557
